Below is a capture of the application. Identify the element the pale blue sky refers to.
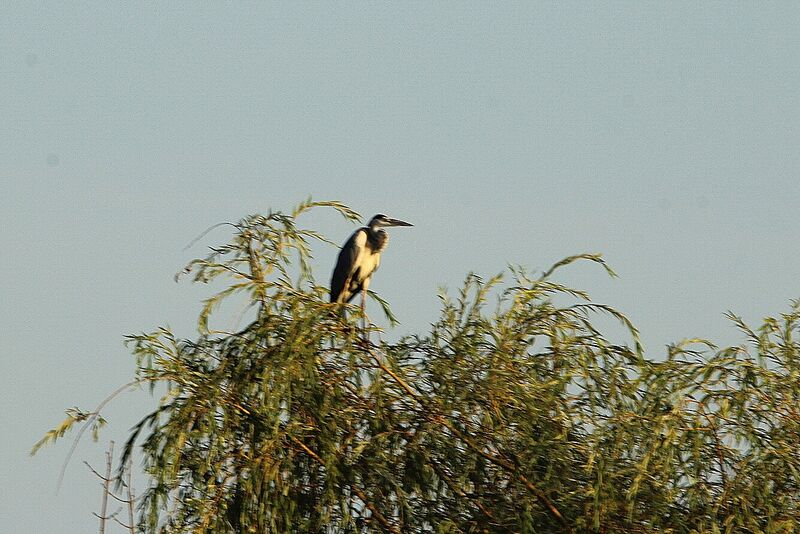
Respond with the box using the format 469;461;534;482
3;3;799;531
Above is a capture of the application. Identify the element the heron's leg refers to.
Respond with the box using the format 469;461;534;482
360;290;370;342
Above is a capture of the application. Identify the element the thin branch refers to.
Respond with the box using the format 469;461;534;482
83;461;108;481
364;346;572;531
125;456;136;534
58;380;141;491
181;221;239;252
288;435;401;534
93;509;121;521
428;460;501;527
98;442;114;534
112;517;133;530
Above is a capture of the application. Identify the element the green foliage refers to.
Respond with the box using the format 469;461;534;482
31;408;106;456
35;201;800;533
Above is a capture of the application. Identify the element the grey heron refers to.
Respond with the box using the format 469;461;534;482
330;214;413;319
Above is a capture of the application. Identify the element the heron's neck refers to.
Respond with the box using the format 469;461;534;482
365;226;388;251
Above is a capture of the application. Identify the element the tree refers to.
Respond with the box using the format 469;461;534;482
35;200;800;533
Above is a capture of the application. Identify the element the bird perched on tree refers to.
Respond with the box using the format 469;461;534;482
330;214;413;318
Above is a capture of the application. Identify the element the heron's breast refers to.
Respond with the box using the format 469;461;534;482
358;249;381;280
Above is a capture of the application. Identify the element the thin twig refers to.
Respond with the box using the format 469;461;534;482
364;346;571;531
126;456;136;534
58;380;141;491
288;435;400;534
181;221;239;251
428;460;502;527
112;517;133;530
99;442;114;534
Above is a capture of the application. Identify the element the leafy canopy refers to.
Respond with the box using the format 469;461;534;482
36;200;800;533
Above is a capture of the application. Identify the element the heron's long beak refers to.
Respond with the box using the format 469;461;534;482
386;218;413;227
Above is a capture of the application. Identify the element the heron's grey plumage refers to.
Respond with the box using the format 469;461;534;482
330;214;412;306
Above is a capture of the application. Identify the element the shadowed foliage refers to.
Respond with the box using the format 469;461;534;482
36;201;800;533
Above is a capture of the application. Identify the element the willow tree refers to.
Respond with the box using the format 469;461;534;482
36;201;800;533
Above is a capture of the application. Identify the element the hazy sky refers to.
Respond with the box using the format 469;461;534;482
3;3;799;531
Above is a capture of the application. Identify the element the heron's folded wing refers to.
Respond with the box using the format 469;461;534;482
330;229;366;303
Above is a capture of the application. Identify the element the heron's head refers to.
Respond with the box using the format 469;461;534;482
368;214;413;229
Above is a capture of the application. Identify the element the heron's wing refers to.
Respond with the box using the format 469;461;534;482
330;228;367;303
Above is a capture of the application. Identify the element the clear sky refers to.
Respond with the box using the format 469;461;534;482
3;3;799;531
